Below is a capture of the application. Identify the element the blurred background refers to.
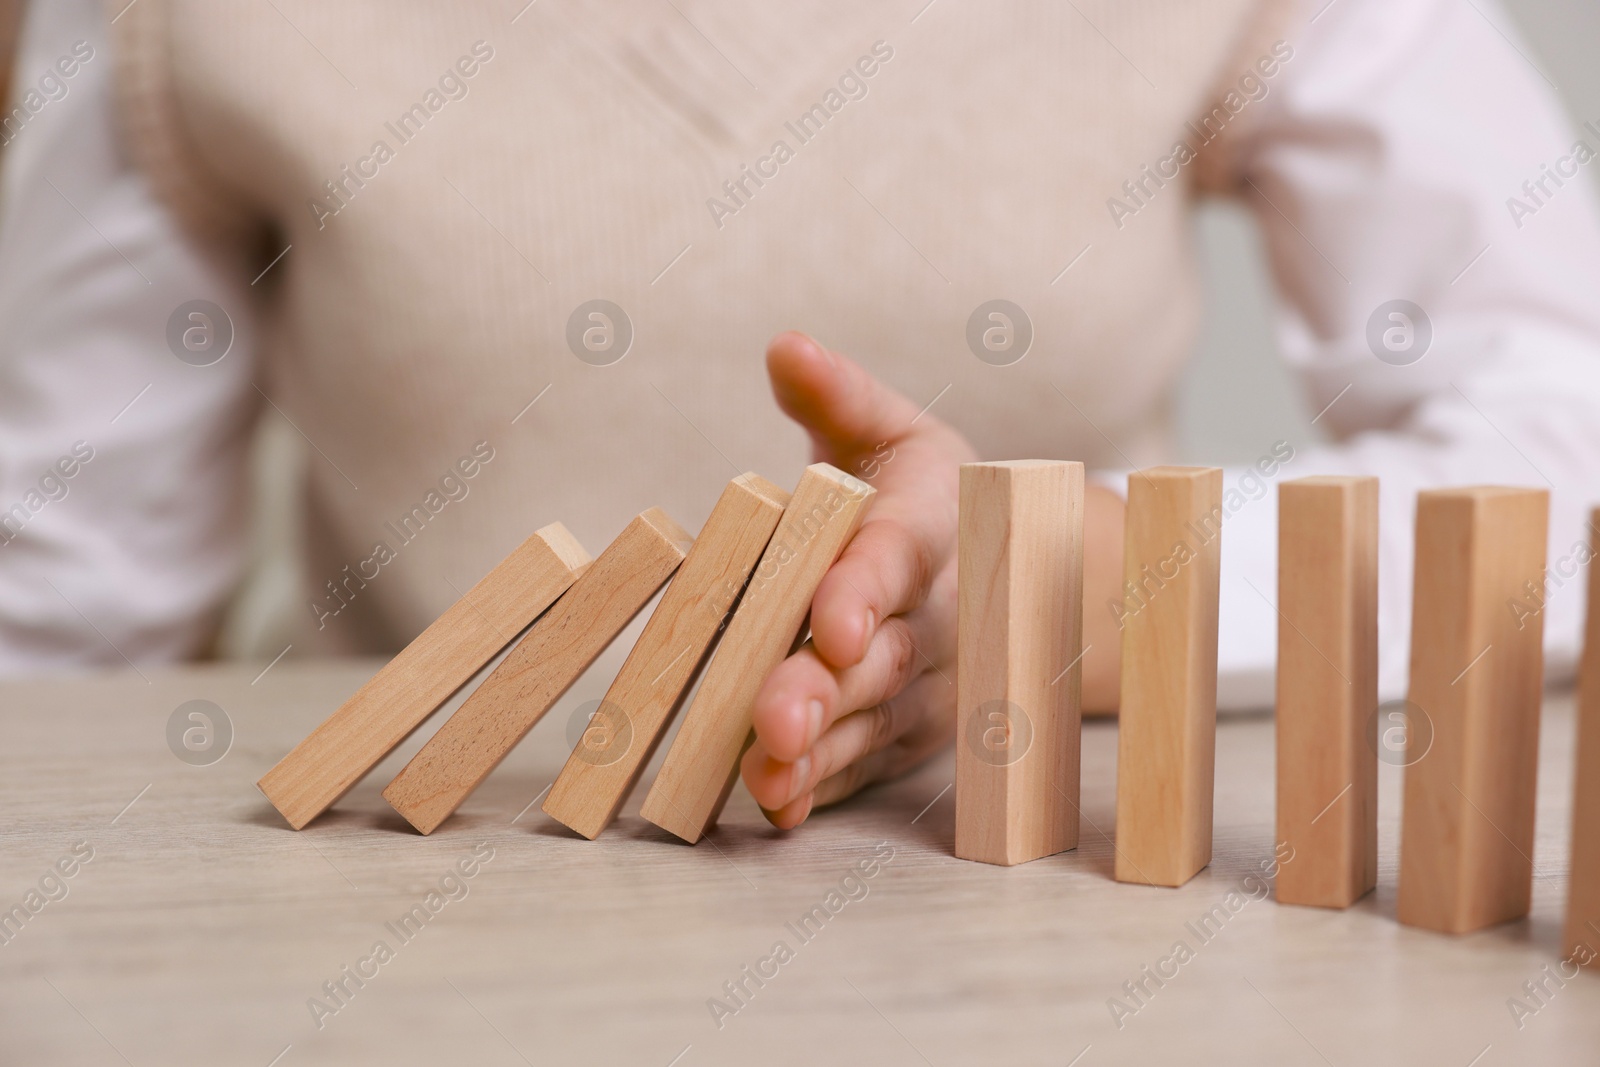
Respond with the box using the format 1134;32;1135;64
218;0;1600;662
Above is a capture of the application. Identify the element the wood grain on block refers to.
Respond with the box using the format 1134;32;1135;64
1398;487;1548;934
382;509;694;834
1565;509;1600;964
542;474;790;840
1275;476;1379;908
954;461;1084;866
1114;466;1222;887
257;523;590;829
640;463;876;843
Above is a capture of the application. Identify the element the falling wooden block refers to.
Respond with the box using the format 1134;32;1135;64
1275;476;1379;908
1114;466;1222;887
1565;509;1600;964
954;461;1084;866
382;508;694;834
640;463;876;843
542;474;790;839
257;523;590;829
1398;487;1548;934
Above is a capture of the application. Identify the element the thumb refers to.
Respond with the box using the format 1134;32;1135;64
766;331;925;460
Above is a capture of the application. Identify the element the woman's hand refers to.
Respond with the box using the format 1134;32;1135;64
740;332;975;828
739;331;1128;826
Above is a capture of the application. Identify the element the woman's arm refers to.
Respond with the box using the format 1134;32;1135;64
0;0;257;674
1215;0;1600;704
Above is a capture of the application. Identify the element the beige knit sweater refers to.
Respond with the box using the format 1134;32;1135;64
109;0;1289;654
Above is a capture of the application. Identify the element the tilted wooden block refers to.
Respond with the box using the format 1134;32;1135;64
1565;509;1600;964
1398;487;1548;934
542;474;790;840
640;463;875;843
1114;466;1222;887
257;523;590;829
1275;476;1379;908
382;508;693;834
954;461;1084;866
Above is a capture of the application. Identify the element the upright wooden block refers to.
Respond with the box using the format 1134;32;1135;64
640;463;876;843
382;508;693;834
1565;509;1600;965
1275;476;1379;908
1398;487;1548;933
1114;466;1222;887
954;461;1084;866
257;523;590;829
542;474;790;839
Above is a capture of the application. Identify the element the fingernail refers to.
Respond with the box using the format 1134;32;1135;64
805;698;825;746
789;755;811;803
800;333;834;368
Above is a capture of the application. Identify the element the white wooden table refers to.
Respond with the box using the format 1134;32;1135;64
1;660;1595;1066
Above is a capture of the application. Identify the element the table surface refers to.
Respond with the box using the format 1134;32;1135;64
2;658;1596;1067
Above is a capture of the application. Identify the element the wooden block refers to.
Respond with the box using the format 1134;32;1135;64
542;474;790;839
954;461;1084;866
1114;466;1222;887
1398;487;1548;934
257;523;590;829
640;463;876;843
382;508;694;834
1566;509;1600;964
1275;476;1379;908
